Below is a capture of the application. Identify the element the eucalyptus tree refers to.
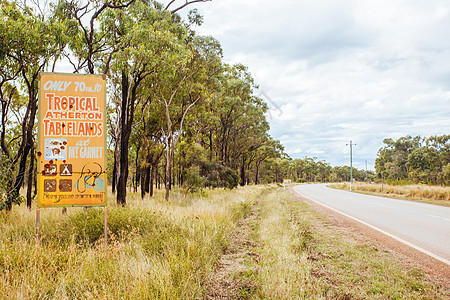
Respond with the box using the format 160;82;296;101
130;95;166;199
53;0;137;74
375;136;421;181
316;160;331;182
182;62;279;185
233;103;269;185
207;64;259;167
150;35;222;200
102;1;190;204
164;0;212;14
252;139;283;184
271;157;291;183
406;135;450;184
0;0;66;210
424;135;450;184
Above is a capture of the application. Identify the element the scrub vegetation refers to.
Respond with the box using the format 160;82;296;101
331;182;450;206
0;185;447;299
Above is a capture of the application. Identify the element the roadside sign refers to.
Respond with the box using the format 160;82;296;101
37;73;107;207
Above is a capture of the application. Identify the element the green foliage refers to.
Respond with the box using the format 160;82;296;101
184;165;206;193
179;142;239;192
1;0;69;211
199;161;239;189
376;135;450;185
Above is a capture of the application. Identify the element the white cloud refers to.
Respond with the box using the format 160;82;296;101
190;0;450;170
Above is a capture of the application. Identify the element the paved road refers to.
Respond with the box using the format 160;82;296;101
293;184;450;265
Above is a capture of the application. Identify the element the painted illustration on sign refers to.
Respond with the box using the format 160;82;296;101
60;164;72;176
44;138;67;160
37;73;106;207
74;162;105;192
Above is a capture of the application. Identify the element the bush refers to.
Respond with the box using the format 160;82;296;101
200;161;239;189
184;161;239;193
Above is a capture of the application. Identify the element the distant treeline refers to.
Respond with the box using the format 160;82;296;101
263;157;374;184
269;134;450;185
375;135;450;185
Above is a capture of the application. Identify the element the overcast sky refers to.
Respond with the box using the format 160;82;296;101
183;0;450;170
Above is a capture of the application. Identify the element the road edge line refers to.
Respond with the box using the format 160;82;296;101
293;188;450;266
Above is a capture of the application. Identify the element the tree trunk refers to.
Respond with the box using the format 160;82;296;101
145;165;151;193
156;163;160;190
172;161;176;187
112;119;121;194
9;140;31;211
165;138;172;200
240;156;245;186
149;163;155;197
8;86;37;211
178;158;183;187
209;130;213;161
117;71;130;206
112;156;117;193
134;145;140;193
26;145;35;209
140;168;146;199
255;161;260;185
117;142;129;206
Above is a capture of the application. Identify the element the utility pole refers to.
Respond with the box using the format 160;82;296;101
346;141;356;191
365;160;368;182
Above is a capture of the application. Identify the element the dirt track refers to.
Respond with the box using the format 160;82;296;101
205;203;259;299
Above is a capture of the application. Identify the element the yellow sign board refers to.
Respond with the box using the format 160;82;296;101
283;179;292;184
37;73;107;207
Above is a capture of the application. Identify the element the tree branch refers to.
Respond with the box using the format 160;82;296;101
166;0;212;14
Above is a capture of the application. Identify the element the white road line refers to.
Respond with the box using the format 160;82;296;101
424;214;450;222
294;188;450;266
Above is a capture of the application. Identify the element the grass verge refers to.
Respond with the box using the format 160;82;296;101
251;188;449;299
330;182;450;206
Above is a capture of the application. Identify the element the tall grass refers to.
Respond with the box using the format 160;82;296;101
333;182;450;205
0;186;265;299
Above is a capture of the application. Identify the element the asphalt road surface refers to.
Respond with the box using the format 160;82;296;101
293;184;450;265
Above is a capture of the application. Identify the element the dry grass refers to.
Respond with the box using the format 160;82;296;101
331;182;450;206
256;188;323;298
1;185;448;299
0;186;266;299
